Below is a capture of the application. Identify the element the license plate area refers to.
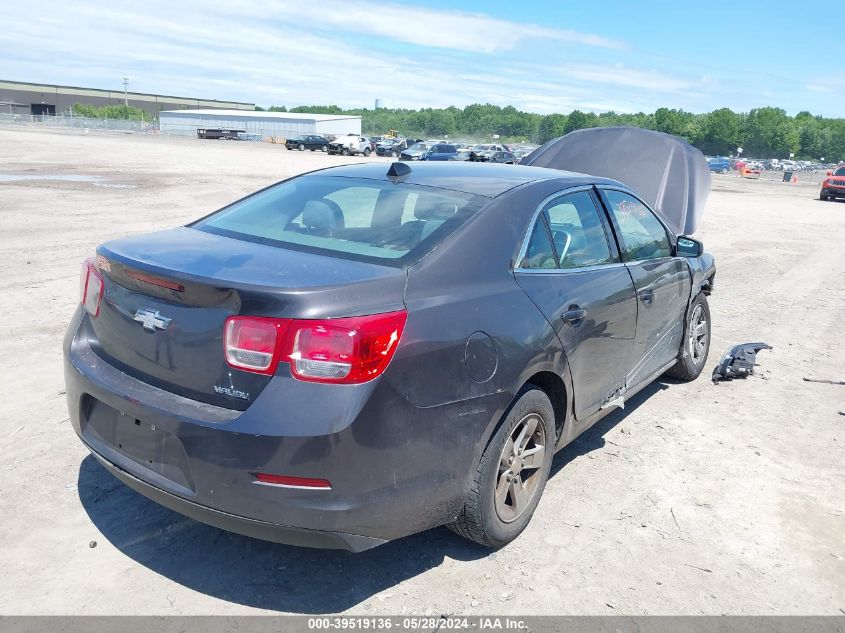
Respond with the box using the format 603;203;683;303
82;397;195;492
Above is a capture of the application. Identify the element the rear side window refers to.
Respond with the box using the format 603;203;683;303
604;190;671;261
193;176;487;265
520;219;556;269
545;191;612;268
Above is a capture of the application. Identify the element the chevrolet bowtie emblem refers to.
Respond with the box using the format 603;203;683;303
133;308;172;331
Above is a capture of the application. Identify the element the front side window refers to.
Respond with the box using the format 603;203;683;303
604;190;671;261
193;176;486;265
835;167;845;176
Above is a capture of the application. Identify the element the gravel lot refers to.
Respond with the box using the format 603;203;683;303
0;127;842;616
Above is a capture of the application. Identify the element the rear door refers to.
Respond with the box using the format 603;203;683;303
598;188;692;388
514;187;638;420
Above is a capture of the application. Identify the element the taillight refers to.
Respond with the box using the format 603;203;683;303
288;311;406;384
79;258;104;317
224;317;291;375
223;310;407;383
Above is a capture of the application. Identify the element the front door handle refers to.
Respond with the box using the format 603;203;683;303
561;307;587;325
639;289;654;304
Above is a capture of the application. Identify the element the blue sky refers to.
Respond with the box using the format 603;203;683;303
1;1;841;116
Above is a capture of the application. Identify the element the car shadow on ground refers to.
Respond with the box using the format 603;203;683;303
77;380;668;613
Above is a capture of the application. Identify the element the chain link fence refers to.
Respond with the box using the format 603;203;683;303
0;112;159;134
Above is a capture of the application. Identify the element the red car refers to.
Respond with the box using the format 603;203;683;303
820;165;845;201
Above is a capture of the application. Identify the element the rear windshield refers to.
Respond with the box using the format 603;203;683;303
192;176;487;265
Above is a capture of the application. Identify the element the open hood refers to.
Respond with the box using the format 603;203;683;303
521;127;710;235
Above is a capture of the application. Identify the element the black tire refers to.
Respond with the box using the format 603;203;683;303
321;146;327;152
820;194;829;201
448;387;555;548
363;147;372;157
298;144;305;151
341;148;350;156
665;293;711;380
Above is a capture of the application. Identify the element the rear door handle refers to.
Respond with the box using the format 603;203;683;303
639;289;654;304
561;307;587;324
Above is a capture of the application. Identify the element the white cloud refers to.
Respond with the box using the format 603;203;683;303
198;0;624;53
3;0;828;116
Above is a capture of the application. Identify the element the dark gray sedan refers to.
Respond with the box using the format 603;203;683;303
66;137;715;551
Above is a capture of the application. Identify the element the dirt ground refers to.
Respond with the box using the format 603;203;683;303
0;127;842;616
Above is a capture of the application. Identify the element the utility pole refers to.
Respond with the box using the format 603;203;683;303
122;77;129;106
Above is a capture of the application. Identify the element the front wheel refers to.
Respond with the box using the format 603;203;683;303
298;144;305;151
363;147;372;157
665;293;711;380
820;194;829;201
341;148;350;156
448;388;555;547
321;145;327;152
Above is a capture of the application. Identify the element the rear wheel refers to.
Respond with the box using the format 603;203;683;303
665;293;711;380
448;388;555;547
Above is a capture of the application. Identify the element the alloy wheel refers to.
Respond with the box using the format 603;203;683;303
688;304;708;365
494;413;547;523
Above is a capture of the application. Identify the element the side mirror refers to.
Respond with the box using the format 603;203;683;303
827;170;834;177
676;236;703;258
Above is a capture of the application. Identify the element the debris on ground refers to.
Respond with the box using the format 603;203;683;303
712;342;772;383
802;377;845;386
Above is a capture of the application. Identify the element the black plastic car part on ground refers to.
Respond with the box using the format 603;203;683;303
66;132;716;551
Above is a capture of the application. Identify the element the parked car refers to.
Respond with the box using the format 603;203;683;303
399;142;431;160
469;144;513;162
707;157;731;174
820;165;845;201
66;130;715;551
421;143;459;161
285;135;329;152
327;134;372;156
487;151;517;164
376;138;414;157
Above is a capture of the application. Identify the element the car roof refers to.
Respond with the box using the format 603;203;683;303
306;161;621;198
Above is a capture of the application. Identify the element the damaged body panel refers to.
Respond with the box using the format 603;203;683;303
712;342;772;382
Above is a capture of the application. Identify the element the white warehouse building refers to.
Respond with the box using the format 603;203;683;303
158;109;362;139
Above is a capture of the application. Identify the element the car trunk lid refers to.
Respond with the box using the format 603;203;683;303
91;227;406;410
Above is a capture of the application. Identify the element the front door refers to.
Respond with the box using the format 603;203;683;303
599;188;692;388
515;188;638;420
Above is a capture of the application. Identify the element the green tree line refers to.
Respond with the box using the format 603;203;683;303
70;103;149;121
259;103;845;161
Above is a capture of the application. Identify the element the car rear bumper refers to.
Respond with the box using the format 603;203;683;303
91;449;386;551
64;309;488;549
